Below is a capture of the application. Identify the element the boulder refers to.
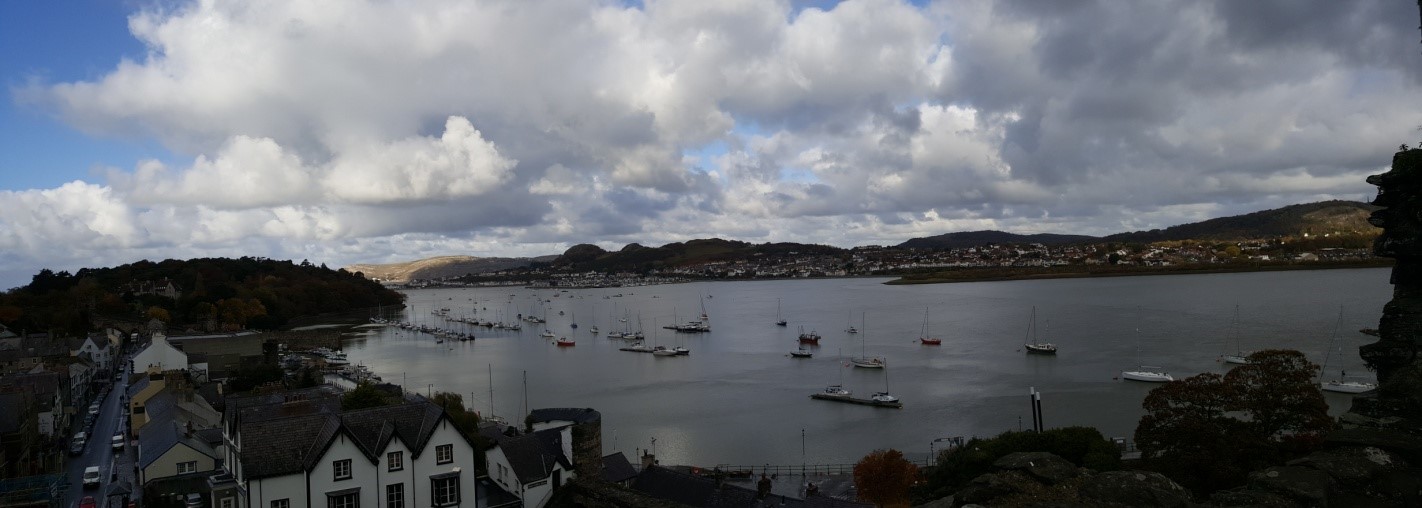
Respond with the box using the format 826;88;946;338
991;452;1082;485
1076;471;1191;508
953;471;1037;506
1208;488;1299;507
1288;446;1406;487
1362;467;1422;506
1248;466;1331;506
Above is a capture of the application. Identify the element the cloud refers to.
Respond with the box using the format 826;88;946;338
1;0;1416;285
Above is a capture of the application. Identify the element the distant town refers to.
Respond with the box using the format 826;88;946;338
401;237;1384;289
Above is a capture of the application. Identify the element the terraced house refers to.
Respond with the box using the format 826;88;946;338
216;390;477;508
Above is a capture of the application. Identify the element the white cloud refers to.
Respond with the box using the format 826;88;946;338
1;0;1416;285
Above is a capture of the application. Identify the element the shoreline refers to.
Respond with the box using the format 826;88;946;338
883;259;1393;285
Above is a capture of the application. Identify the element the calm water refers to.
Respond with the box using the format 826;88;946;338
341;268;1390;466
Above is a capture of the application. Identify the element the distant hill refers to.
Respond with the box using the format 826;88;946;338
553;238;844;272
347;255;555;283
896;201;1377;249
1103;200;1376;243
898;231;1098;249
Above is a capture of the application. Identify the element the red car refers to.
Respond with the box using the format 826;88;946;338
78;496;97;508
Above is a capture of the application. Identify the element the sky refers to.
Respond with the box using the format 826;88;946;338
1;0;1420;289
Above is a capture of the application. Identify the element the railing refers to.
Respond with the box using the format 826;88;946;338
0;474;67;508
706;463;861;477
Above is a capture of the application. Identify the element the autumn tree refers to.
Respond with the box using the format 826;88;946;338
1135;349;1334;493
146;306;172;323
854;449;918;507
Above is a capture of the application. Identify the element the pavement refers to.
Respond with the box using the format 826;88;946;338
62;356;137;508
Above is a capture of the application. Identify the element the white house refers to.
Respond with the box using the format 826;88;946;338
220;397;477;508
132;332;188;374
73;335;112;372
484;429;573;508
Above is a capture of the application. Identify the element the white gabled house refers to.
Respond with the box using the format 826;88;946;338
484;428;574;508
132;332;188;374
217;393;477;508
483;408;603;508
72;335;112;373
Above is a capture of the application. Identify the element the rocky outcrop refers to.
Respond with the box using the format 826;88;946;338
1075;471;1192;508
932;453;1190;507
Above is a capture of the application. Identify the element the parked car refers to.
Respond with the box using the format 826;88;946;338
184;493;204;508
69;432;87;456
82;466;101;488
78;496;96;508
111;433;125;451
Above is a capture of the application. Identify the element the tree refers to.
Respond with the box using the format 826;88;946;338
146;306;172;323
854;449;918;507
1134;349;1334;493
342;382;395;411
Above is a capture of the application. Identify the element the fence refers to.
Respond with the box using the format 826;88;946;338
0;474;67;508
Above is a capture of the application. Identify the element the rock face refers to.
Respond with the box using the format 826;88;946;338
1075;471;1192;508
938;453;1189;507
1358;147;1422;421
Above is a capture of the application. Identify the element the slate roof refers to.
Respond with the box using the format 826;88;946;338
236;398;455;481
600;452;638;483
496;428;571;484
0;372;61;410
224;386;342;427
145;390;221;429
340;402;444;459
528;407;600;425
633;466;810;508
126;375;151;399
139;420;218;469
239;413;332;479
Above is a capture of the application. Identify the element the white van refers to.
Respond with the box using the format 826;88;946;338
111;433;125;450
82;466;101;487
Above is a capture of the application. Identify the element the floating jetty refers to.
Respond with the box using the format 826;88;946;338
809;392;902;409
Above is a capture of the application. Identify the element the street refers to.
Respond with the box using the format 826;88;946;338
62;360;138;508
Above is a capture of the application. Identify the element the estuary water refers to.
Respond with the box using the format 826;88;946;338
340;268;1390;466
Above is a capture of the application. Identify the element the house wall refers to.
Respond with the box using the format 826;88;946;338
250;473;307;508
142;443;215;484
132;334;188;374
485;448;517;500
407;421;474;508
128;378;166;435
377;438;412;508
307;434;378;508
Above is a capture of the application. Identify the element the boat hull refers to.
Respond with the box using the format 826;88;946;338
1122;371;1173;382
810;392;902;408
1321;380;1376;394
1024;343;1056;355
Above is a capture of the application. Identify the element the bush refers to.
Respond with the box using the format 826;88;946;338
917;426;1121;502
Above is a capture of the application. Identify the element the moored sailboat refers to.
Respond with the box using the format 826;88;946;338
1023;307;1057;355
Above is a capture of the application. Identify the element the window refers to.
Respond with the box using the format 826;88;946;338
327;492;358;508
177;461;197;474
333;459;352;481
431;476;459;507
271;500;289;508
220;499;233;508
387;451;403;472
386;484;403;508
435;444;452;465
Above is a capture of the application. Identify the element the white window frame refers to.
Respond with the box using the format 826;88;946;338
435;444;452;465
328;493;358;508
431;476;459;507
388;451;403;472
333;459;352;481
386;483;403;508
271;499;290;508
177;461;197;474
